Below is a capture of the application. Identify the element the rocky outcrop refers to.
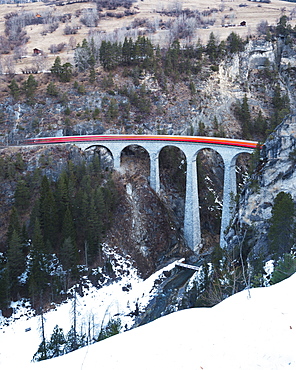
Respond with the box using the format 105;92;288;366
106;158;192;278
226;116;296;259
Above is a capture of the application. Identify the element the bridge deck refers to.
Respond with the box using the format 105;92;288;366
175;261;201;272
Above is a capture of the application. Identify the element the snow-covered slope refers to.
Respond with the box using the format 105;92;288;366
20;273;296;370
0;252;179;369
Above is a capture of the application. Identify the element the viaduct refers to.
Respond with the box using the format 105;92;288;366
25;135;258;252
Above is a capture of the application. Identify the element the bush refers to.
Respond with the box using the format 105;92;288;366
271;254;296;284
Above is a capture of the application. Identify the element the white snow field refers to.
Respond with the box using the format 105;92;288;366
23;273;296;370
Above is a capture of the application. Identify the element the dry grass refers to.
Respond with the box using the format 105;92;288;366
0;0;295;73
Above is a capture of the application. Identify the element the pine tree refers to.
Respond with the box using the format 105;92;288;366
60;62;73;83
89;67;96;84
226;32;245;54
206;32;218;62
7;206;21;243
33;304;48;361
97;318;121;341
60;237;79;278
62;207;75;243
56;172;69;227
39;177;58;248
47;325;66;358
7;229;25;297
105;98;119;122
86;197;101;259
0;267;9;310
46;82;59;97
122;37;133;66
271;253;296;284
268;192;295;257
14;179;30;211
50;56;63;77
8;78;20;99
28;218;47;303
22;74;38;104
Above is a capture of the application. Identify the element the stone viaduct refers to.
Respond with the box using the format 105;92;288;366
72;135;257;252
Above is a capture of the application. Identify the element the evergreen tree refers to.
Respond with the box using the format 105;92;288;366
89;67;96;84
271;253;296;284
33;305;47;361
86;197;101;259
97;318;121;341
56;172;69;226
47;325;66;358
235;94;252;138
51;57;72;82
226;32;245;54
46;82;59;97
8;78;20;99
268;192;295;257
198;120;206;136
7;206;21;243
271;84;290;130
64;325;85;353
60;63;73;83
122;37;133;66
22;75;38;104
253;111;267;138
206;32;218;62
7;229;25;297
62;206;75;243
99;40;122;71
50;56;63;77
33;339;48;362
28;218;47;303
105;98;119;122
14;179;30;211
60;239;79;289
0;267;9;310
39;176;58;248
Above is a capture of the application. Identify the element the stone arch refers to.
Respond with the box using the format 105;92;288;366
83;144;114;171
233;151;253;194
159;145;187;228
196;147;225;249
159;145;187;193
120;144;150;178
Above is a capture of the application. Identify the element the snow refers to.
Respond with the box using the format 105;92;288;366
0;247;179;369
2;268;296;370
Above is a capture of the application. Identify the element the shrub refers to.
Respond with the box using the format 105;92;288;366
271;254;296;284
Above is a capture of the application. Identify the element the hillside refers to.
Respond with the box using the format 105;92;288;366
0;0;296;73
1;1;296;368
11;273;295;370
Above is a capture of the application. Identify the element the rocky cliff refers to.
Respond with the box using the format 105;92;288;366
226;116;296;261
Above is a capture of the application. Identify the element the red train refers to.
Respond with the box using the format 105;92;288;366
24;135;259;149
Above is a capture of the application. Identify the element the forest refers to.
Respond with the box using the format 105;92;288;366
0;153;118;310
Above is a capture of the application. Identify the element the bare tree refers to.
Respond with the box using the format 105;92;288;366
80;8;99;27
68;36;77;50
32;54;48;72
4;56;16;76
0;57;3;75
256;20;269;36
13;45;27;61
291;7;296;20
0;36;10;54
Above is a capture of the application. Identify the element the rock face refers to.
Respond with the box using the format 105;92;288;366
226;116;296;259
106;158;192;279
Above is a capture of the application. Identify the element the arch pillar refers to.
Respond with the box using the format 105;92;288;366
184;151;201;252
149;151;160;193
220;155;237;248
112;151;122;170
